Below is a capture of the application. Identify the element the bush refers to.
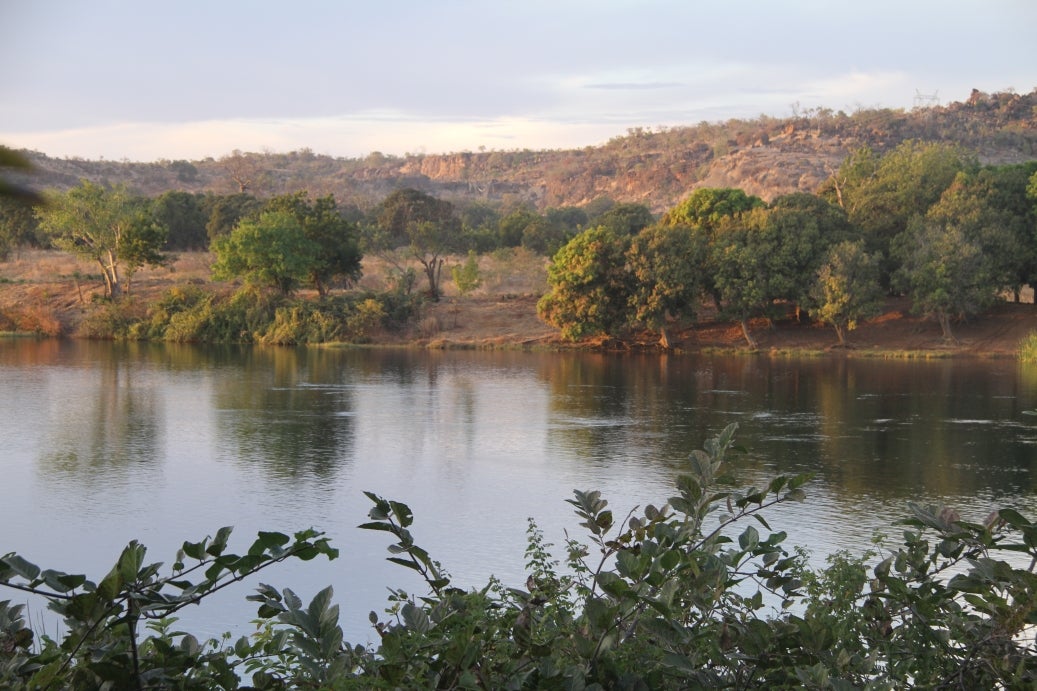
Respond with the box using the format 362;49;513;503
3;426;1034;688
74;302;142;339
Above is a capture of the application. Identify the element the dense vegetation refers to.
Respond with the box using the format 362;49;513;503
3;136;1036;349
539;145;1037;346
1;87;1036;348
1;425;1034;688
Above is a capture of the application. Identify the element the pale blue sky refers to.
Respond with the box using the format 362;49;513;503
1;0;1034;161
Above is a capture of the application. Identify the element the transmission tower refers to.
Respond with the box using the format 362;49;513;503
914;89;940;109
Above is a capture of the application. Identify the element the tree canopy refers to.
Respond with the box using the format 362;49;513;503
263;192;363;297
211;210;318;296
372;188;460;300
36;180;166;299
537;227;631;341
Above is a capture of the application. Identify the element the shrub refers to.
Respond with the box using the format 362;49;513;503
74;302;142;339
344;298;386;343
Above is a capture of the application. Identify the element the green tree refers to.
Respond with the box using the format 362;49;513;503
211;210;319;296
202;193;261;243
823;141;976;284
537;227;631;340
36;180;167;299
926;163;1037;301
626;224;707;348
662;188;764;309
520;216;572;256
892;217;999;342
661;187;764;229
760;193;851;316
544;205;588;234
457;200;502;252
451;250;482;296
373;188;460;300
497;208;540;248
152;190;207;251
263;192;363;297
710;215;771;348
591;202;654;236
809;240;885;345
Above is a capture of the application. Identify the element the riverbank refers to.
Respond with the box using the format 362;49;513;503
2;250;1036;357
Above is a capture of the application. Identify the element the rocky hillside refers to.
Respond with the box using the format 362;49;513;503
15;87;1037;214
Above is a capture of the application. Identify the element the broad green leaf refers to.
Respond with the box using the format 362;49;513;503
1;554;40;581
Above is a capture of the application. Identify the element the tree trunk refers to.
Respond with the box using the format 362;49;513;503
105;250;122;300
937;311;957;343
422;257;444;301
658;326;671;350
97;257;121;299
739;319;758;349
834;323;846;346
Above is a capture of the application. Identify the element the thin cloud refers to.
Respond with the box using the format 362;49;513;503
584;82;685;91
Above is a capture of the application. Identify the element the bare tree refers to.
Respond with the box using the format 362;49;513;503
218;150;264;193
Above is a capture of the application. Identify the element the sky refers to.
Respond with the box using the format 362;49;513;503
1;1;1034;163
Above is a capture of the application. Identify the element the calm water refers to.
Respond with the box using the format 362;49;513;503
1;339;1035;643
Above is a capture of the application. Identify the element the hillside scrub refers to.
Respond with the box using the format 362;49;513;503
13;88;1037;213
1;425;1034;688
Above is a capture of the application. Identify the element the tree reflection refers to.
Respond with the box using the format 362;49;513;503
38;342;161;480
532;351;1037;501
212;347;356;483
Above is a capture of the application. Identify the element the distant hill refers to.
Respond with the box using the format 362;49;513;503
15;87;1037;214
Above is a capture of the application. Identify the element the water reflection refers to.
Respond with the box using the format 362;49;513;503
2;340;1035;643
212;348;356;483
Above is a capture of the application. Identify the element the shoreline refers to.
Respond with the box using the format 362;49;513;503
2;251;1036;358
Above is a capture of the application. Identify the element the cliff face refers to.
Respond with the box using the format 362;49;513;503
18;87;1037;213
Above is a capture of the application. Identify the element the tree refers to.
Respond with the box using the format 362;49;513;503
710;215;771;348
661;188;764;309
373;189;460;300
263;192;363;297
661;187;764;229
626;224;707;348
892;217;999;342
520;216;572;256
926;163;1037;301
537;227;631;340
497;208;540;248
457;200;502;252
202;193;261;243
36;180;166;299
152;191;207;251
809;240;885;345
544;205;588;234
218;149;266;193
451;250;482;296
822;141;976;285
211;210;319;296
590;202;654;236
759;193;850;316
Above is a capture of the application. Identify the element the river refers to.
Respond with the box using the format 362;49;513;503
1;339;1035;644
